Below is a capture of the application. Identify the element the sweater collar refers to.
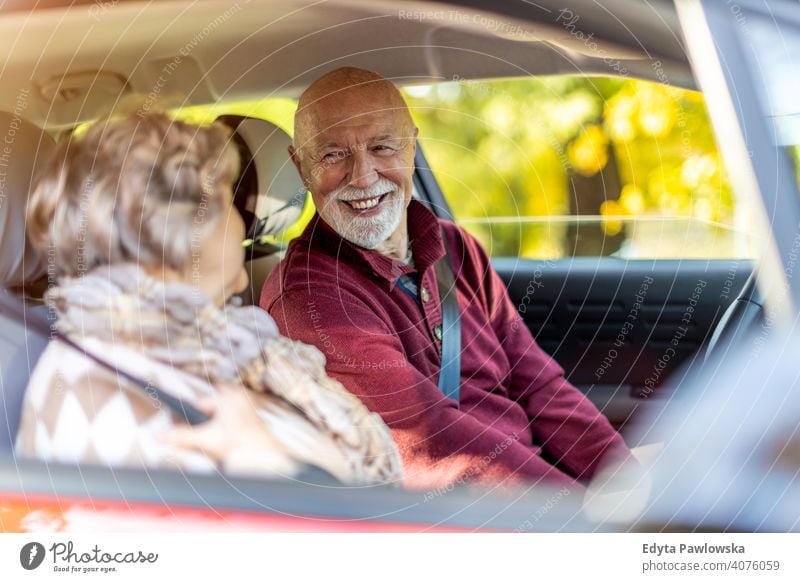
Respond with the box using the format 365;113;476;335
301;199;445;282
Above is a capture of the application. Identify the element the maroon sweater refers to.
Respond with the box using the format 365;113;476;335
260;201;631;489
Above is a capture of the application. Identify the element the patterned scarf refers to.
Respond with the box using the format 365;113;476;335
46;263;403;484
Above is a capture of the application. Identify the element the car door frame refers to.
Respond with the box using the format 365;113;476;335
676;0;800;323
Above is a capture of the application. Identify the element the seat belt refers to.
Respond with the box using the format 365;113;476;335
434;226;462;402
0;290;340;483
0;291;209;425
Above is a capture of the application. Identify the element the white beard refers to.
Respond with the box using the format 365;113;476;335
320;178;405;249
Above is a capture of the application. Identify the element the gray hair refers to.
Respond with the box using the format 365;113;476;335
27;114;239;279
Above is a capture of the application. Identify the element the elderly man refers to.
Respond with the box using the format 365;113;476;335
261;67;633;489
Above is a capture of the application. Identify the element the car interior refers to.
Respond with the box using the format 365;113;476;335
214;115;306;305
0;0;785;530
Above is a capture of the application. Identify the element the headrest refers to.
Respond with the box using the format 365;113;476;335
0;112;55;288
216;115;306;240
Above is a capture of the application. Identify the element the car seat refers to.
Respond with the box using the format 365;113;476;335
0;111;55;450
216;115;306;306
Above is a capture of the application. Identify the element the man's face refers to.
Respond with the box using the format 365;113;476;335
291;101;417;250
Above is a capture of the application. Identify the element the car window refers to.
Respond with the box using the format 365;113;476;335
404;77;758;260
170;99;315;244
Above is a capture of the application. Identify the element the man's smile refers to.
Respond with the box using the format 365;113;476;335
341;192;391;213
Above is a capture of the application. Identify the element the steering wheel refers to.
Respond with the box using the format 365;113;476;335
704;272;764;361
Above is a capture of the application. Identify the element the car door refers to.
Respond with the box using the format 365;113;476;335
409;75;756;439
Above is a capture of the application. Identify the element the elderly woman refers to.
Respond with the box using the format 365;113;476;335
15;113;402;485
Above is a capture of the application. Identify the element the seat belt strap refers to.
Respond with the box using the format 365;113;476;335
0;291;209;425
434;226;462;402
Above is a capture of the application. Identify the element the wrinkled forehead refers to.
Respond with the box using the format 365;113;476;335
296;86;413;148
305;110;412;148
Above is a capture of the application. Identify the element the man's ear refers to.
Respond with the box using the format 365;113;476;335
288;145;305;182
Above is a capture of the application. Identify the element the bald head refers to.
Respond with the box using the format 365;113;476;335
287;67;419;259
293;67;414;155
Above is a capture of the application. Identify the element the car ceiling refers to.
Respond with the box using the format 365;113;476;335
0;0;692;130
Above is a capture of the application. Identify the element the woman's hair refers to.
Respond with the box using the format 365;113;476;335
27;113;240;278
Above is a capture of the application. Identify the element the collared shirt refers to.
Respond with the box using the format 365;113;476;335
261;200;632;489
395;249;419;301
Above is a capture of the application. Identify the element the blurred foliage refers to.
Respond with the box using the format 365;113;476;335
404;77;740;258
171;98;298;135
170;77;771;259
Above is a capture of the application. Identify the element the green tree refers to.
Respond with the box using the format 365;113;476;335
405;77;738;259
